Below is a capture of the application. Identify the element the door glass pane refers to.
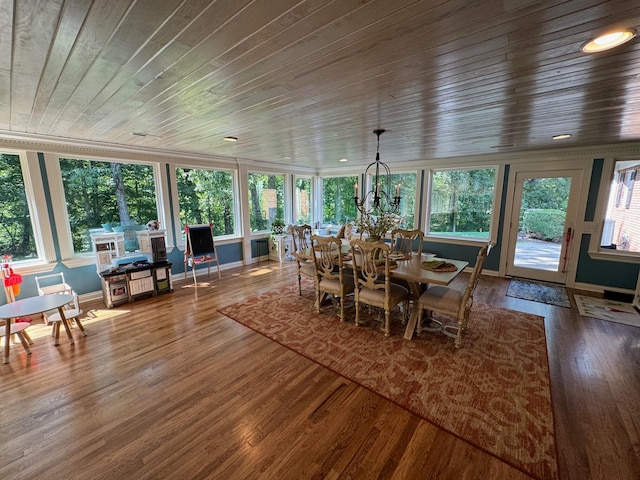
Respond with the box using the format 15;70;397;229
513;177;570;271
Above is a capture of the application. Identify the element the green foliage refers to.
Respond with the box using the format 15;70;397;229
390;172;417;229
523;209;565;241
177;168;235;237
355;211;399;238
429;168;495;236
0;154;36;260
60;159;158;252
322;176;358;224
248;173;284;232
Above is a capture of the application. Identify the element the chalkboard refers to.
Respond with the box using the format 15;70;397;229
187;224;216;257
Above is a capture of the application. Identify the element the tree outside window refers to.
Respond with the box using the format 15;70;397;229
322;176;358;226
389;172;417;229
295;176;312;225
0;154;37;261
176;167;236;237
60;158;158;253
428;168;496;239
248;173;285;232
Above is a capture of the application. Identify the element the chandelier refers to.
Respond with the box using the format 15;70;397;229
353;129;401;215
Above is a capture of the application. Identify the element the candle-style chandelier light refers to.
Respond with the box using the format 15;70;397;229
353;129;401;215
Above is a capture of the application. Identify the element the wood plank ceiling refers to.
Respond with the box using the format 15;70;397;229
1;0;640;168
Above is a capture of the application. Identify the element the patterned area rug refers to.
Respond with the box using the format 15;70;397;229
218;283;557;480
506;278;571;307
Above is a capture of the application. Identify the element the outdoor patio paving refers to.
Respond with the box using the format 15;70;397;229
514;238;562;271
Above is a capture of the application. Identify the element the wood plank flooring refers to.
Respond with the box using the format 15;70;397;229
1;262;639;480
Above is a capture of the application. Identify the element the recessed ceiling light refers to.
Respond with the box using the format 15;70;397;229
552;134;572;140
581;29;636;53
339;158;348;162
223;136;238;142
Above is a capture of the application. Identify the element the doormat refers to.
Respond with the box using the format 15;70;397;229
506;278;571;308
574;294;640;327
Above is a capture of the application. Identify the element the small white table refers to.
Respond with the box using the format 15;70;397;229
0;294;85;364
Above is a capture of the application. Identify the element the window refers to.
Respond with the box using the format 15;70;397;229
248;172;285;232
0;153;37;261
390;172;417;229
176;167;237;237
321;176;358;226
59;158;159;254
601;160;640;252
294;176;312;225
427;167;496;240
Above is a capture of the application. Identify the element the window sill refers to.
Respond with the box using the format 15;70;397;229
588;249;640;264
424;235;493;247
11;260;58;276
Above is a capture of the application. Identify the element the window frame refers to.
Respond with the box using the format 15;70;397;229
247;170;287;234
0;150;55;271
319;174;359;228
423;164;501;245
46;153;166;266
589;157;640;263
173;164;241;245
293;175;313;226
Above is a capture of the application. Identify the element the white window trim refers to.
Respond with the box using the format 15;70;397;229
293;174;314;226
422;164;502;245
45;153;166;266
247;170;288;234
588;157;640;264
2;150;56;271
171;164;242;248
319;174;360;227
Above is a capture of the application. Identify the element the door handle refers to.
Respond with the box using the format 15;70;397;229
562;227;573;273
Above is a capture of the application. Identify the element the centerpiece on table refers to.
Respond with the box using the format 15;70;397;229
355;211;398;242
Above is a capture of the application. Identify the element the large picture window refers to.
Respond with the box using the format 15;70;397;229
0;153;37;261
321;176;358;226
176;167;236;237
428;168;496;240
248;172;285;232
60;158;158;253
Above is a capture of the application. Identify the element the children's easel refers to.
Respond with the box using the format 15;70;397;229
184;224;221;283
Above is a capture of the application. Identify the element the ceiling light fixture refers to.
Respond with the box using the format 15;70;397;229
552;134;572;140
354;129;401;216
339;158;348;162
223;136;238;142
581;29;636;53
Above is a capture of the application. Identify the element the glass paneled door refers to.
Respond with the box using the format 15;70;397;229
505;170;582;284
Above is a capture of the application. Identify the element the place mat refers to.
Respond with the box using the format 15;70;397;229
421;260;457;272
389;253;412;260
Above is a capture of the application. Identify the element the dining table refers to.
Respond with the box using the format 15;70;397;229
0;293;80;364
298;243;468;340
390;254;468;340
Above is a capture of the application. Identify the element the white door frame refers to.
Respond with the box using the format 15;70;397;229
500;161;591;286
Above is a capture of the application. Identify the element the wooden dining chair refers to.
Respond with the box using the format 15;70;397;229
290;224;314;295
310;235;355;321
350;239;409;336
415;244;489;347
390;228;424;256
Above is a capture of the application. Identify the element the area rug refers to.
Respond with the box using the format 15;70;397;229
506;278;571;308
218;283;557;480
574;294;640;327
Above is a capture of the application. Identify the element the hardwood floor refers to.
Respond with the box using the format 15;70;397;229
1;262;639;480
